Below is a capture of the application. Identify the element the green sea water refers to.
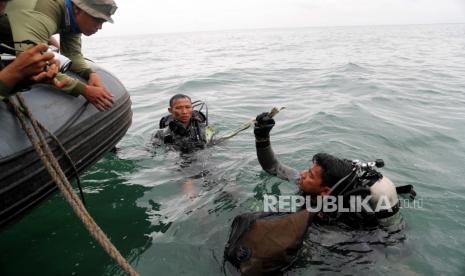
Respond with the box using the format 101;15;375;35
1;24;465;275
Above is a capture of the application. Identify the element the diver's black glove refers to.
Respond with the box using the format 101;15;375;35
254;112;275;139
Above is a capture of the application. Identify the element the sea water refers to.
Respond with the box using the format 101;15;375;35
1;24;465;275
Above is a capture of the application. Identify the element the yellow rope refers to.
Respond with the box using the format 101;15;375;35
10;94;139;276
217;106;285;141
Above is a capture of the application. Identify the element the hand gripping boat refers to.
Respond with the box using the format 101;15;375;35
0;63;132;228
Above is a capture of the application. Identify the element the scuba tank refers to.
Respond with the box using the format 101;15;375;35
323;159;415;227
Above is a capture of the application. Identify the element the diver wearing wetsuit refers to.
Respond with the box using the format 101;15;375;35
224;112;415;273
152;94;209;153
254;112;402;227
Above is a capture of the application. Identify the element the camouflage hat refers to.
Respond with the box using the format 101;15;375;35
72;0;117;23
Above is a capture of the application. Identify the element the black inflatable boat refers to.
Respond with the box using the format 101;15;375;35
0;63;132;228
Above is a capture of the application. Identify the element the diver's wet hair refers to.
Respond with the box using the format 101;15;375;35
312;153;352;187
169;94;191;107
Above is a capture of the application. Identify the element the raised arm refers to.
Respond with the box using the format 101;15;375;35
254;113;299;182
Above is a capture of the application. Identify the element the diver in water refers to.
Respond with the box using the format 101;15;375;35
253;112;403;226
223;112;416;274
152;94;213;153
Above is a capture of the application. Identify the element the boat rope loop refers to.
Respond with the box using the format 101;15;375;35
4;97;87;204
8;94;138;276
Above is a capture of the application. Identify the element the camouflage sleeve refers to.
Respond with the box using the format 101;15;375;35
0;73;85;97
60;32;94;80
6;10;87;96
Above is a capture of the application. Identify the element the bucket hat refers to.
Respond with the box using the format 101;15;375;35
72;0;117;23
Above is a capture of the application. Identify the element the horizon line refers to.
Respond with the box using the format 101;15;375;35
88;21;465;40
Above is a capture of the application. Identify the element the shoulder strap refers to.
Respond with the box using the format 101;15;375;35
159;114;174;128
192;110;207;123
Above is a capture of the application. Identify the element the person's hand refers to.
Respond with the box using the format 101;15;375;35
1;44;55;87
82;85;114;111
29;58;59;82
88;72;105;88
254;112;275;138
49;76;71;89
29;59;71;89
15;44;54;77
29;59;70;89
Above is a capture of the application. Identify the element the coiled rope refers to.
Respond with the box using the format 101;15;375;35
8;94;138;276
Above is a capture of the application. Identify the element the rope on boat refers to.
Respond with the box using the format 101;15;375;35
5;97;86;205
8;94;138;276
35;121;87;206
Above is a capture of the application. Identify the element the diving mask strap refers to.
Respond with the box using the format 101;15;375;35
328;170;357;196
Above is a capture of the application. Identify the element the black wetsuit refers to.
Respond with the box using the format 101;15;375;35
256;138;300;184
224;135;404;273
255;137;402;228
152;111;208;153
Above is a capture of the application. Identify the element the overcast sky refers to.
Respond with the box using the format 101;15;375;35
94;0;465;37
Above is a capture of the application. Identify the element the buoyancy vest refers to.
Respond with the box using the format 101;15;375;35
156;111;208;152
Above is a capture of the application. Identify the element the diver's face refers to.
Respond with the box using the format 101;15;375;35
299;164;329;195
169;98;193;126
0;2;7;15
75;8;105;36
